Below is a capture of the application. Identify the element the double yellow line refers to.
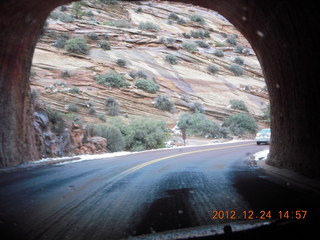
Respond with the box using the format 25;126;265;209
105;143;254;186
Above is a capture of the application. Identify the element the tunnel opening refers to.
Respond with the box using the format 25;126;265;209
29;0;269;162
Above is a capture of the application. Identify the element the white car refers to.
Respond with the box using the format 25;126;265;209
255;128;271;145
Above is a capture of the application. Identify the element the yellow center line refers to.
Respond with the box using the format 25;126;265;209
106;143;254;186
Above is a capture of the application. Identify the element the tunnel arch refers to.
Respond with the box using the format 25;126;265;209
0;0;319;179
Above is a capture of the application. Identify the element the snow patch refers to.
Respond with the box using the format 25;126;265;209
252;149;269;161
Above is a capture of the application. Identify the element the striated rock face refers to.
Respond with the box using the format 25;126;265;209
0;0;319;179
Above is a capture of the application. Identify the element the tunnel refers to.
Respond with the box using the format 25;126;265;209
0;0;319;179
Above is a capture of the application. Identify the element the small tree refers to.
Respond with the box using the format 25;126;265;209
72;1;84;19
190;102;205;113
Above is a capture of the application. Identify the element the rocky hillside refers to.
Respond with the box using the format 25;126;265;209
30;0;269;157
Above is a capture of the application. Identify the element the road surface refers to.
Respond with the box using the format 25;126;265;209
0;141;318;239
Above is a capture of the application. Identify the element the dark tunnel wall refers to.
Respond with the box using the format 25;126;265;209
0;0;319;178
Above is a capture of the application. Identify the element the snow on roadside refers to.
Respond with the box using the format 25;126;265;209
252;149;269;161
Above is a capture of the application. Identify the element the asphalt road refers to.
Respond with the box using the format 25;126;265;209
0;141;319;240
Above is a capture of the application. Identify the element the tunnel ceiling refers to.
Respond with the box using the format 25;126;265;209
0;0;319;179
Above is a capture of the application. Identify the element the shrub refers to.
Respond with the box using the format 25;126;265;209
107;19;131;28
177;18;186;25
190;102;205;113
190;29;210;39
262;103;270;124
61;70;71;78
88;106;96;115
65;37;89;55
189;14;205;25
229;99;248;112
154;95;174;112
168;13;179;21
116;58;126;67
95;70;130;88
181;41;198;52
72;2;84;19
234;57;244;65
208;64;218;74
177;113;228;138
59;14;75;23
138;22;160;31
214;49;224;57
215;41;225;47
136;70;148;79
88;32;99;40
226;34;238;45
135;78;159;93
165;54;178;65
100;41;111;50
182;33;191;39
223;113;257;136
105;97;120;116
122;117;168;151
53;36;68;49
229;64;243;76
69;86;80;94
93;125;125;152
195;40;210;48
46;107;66;134
98;0;119;5
67;103;79;112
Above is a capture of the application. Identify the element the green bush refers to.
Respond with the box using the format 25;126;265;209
189;14;205;25
177;113;228;138
65;37;89;55
135;78;159;93
105;97;120;116
230;99;248;112
214;49;224;57
88;32;99;40
107;19;131;28
234;57;244;65
59;13;75;23
98;0;119;5
229;64;243;76
190;29;210;38
165;54;178;65
100;41;111;50
116;58;126;67
168;13;179;21
67;103;79;112
92;125;125;152
154;95;174;112
181;41;198;52
122;117;168;151
190;102;205;113
69;86;80;94
226;34;238;45
195;40;210;48
95;70;130;88
208;64;218;74
223;113;257;136
138;22;160;31
46;107;66;134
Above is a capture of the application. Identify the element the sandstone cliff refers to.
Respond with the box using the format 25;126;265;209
30;0;268;157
